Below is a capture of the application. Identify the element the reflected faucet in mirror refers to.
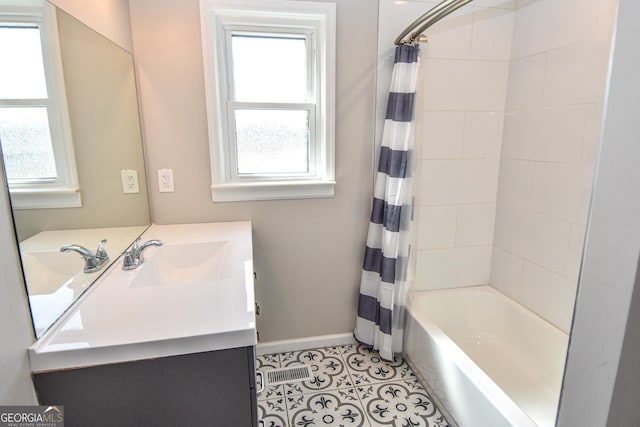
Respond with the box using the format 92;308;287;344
123;239;163;270
60;239;109;273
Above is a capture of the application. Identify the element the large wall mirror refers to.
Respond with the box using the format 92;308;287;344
0;1;150;338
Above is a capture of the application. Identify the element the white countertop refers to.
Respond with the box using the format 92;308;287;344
28;222;256;372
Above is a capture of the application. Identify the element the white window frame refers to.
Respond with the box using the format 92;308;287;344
0;1;80;209
200;0;336;202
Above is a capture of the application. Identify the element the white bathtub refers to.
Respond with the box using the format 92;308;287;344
405;286;568;427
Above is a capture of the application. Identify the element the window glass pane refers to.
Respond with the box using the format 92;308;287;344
0;107;57;181
231;34;307;103
0;25;48;99
234;109;309;175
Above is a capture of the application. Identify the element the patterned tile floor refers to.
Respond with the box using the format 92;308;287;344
257;344;451;427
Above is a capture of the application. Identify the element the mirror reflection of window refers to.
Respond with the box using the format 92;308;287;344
0;25;58;180
0;2;80;209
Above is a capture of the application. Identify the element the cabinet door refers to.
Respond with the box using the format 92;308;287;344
247;345;259;425
33;347;257;427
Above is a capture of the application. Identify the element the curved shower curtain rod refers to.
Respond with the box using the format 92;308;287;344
395;0;474;46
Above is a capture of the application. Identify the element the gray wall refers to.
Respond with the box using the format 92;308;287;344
557;0;640;425
607;265;640;426
0;161;37;404
128;0;378;342
49;0;133;52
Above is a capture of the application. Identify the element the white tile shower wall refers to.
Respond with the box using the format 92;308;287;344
408;1;514;290
380;0;614;325
491;0;617;332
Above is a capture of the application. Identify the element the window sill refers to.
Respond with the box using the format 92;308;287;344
211;180;335;202
9;188;81;209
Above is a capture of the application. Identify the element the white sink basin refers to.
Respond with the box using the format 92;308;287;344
130;241;232;287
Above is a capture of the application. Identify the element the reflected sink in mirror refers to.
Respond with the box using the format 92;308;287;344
21;251;90;295
129;241;233;288
21;251;99;336
19;225;148;336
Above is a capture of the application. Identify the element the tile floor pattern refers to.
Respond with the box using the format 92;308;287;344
257;344;451;427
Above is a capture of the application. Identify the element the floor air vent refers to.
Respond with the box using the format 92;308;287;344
265;365;313;385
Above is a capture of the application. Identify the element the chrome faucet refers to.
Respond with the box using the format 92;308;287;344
60;239;110;273
122;238;163;270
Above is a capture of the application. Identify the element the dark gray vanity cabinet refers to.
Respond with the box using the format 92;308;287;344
32;346;258;427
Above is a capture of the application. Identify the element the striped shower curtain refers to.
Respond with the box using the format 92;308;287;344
354;44;420;361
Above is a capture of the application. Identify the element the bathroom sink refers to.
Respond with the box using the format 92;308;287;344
129;240;232;287
21;250;88;295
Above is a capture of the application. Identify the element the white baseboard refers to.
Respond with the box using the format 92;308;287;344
256;333;356;356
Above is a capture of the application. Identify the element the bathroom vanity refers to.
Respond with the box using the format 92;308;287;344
28;222;258;427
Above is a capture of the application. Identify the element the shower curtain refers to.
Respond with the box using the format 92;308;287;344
354;44;420;361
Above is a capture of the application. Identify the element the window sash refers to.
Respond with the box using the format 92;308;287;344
223;27;315;104
226;101;317;180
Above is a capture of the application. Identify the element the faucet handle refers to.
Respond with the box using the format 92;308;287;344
95;239;109;261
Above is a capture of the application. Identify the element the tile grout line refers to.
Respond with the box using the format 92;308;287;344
266;351;289;427
340;344;374;427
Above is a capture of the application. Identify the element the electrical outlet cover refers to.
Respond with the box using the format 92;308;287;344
121;169;139;194
158;168;174;192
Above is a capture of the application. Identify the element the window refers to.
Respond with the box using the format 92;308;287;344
0;1;80;209
200;0;336;201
